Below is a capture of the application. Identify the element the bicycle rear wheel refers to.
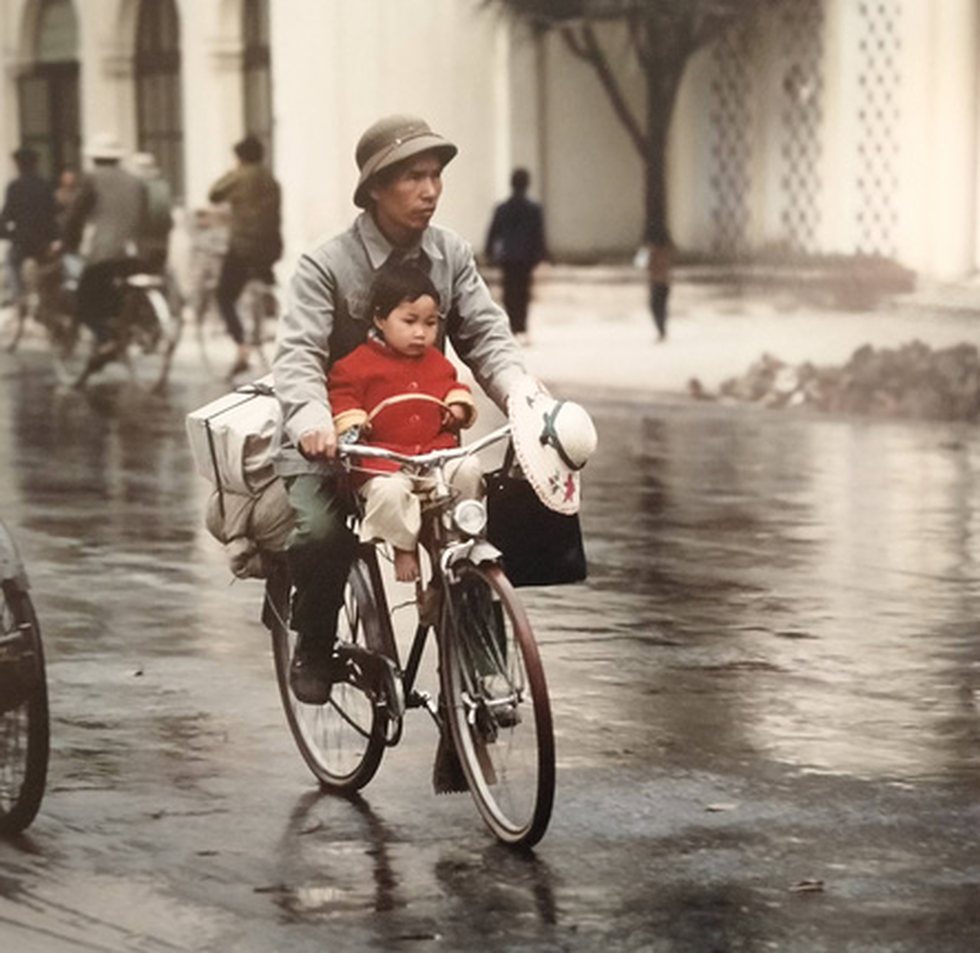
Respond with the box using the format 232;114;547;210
440;563;555;847
0;580;49;835
270;552;389;793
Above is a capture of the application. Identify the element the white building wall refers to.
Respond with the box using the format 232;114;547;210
916;0;977;278
181;0;245;219
3;0;980;280
537;23;645;260
0;4;17;153
270;0;509;261
669;46;715;252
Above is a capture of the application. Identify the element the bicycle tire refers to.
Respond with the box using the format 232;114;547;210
0;580;50;835
440;563;555;847
270;553;389;793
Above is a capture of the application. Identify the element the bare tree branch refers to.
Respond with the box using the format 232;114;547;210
560;24;647;157
629;9;650;71
482;0;773;253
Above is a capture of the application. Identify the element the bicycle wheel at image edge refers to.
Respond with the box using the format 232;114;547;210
270;556;387;793
0;581;50;835
440;563;555;846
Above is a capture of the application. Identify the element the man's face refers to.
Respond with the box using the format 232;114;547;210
369;152;443;244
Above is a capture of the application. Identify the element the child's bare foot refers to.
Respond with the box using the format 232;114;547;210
394;547;420;582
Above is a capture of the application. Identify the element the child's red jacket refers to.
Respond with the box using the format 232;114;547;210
328;338;476;473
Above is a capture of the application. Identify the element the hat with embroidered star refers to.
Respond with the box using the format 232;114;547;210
508;377;598;515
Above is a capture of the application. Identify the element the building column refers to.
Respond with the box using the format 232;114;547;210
928;0;977;278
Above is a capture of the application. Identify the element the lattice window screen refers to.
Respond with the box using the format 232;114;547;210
709;19;754;258
854;0;901;256
778;0;825;255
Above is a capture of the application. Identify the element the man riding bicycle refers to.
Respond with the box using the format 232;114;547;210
61;133;148;370
273;114;527;705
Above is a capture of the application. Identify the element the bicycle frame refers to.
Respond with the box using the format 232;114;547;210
335;423;512;731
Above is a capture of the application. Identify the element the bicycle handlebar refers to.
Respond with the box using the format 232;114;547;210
336;423;511;469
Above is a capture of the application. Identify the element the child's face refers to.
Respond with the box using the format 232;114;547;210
376;294;439;358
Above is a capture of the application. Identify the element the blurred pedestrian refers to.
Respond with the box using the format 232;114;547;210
485;167;548;343
128;151;173;276
0;146;59;304
62;132;148;362
54;165;79;235
645;227;673;342
208;134;282;379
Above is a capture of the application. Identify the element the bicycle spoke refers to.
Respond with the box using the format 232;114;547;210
270;554;389;792
441;564;554;846
0;580;49;835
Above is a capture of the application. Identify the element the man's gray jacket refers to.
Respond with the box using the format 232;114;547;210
63;165;146;264
273;212;526;476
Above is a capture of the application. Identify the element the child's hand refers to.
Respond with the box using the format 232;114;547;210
442;403;468;433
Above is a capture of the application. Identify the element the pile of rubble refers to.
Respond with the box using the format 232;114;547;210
702;341;980;422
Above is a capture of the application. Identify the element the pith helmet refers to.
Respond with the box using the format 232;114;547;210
353;114;457;208
85;132;124;161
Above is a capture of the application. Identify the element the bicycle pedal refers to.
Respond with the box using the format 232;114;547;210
338;645;405;719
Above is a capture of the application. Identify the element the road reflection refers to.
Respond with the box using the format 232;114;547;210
534;399;980;784
270;788;561;944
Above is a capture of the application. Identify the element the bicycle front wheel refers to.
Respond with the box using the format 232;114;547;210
440;563;555;847
270;555;388;793
0;581;50;835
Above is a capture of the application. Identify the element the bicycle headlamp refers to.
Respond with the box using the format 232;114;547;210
453;499;487;537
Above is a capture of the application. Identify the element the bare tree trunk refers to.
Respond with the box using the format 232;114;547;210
642;13;686;247
642;14;687;339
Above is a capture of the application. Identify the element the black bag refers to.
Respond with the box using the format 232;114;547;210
485;445;587;587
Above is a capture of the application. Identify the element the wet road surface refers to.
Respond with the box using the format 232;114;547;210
0;343;978;952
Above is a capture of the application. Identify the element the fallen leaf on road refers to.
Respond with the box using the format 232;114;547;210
789;879;825;893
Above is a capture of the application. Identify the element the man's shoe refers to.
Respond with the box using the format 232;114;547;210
289;639;334;706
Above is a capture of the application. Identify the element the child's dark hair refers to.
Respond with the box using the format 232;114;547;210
367;262;441;322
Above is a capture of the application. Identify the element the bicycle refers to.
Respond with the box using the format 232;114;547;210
50;258;180;392
184;209;279;379
262;423;555;847
0;519;50;835
0;250;62;354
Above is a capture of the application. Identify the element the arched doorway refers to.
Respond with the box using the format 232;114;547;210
17;0;80;182
135;0;184;199
242;0;273;166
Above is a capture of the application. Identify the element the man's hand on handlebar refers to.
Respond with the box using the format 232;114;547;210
299;426;338;460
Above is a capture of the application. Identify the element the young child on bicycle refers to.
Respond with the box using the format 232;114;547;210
327;262;482;582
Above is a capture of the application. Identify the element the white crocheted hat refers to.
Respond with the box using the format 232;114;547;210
508;377;598;515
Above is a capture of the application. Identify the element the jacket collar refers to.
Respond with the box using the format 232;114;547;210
356;211;445;271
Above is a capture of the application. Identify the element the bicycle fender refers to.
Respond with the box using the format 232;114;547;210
145;287;176;340
442;539;502;573
0;521;29;588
